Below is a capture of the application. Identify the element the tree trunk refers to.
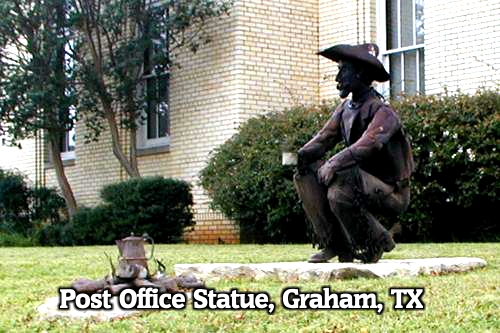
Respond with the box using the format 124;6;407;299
48;136;78;219
104;109;140;178
129;125;138;174
127;106;139;174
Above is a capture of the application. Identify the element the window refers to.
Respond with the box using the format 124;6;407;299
61;42;76;160
377;0;425;96
139;70;170;148
137;8;170;150
60;122;76;160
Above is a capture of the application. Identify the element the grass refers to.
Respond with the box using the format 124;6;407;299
0;243;498;332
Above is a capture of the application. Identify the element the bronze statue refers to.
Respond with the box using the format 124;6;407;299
294;43;414;263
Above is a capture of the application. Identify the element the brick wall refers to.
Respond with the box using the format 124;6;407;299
44;123;123;207
178;0;321;243
0;137;38;184
425;0;500;94
137;3;242;244
235;0;319;121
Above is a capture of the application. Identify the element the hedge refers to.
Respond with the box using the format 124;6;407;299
393;90;499;241
0;168;65;239
38;176;195;245
200;103;337;243
200;90;499;243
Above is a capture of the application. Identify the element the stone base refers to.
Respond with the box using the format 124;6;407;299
37;296;138;321
38;293;194;321
174;257;487;283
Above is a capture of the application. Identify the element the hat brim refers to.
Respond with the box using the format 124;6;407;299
318;44;390;82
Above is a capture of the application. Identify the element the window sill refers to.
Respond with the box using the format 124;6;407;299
45;158;76;169
136;145;170;157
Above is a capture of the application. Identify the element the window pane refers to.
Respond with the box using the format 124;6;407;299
147;106;158;139
61;106;76;153
419;48;425;93
146;78;157;139
60;133;68;152
416;0;424;44
404;50;417;93
158;74;168;101
158;74;169;137
158;105;168;137
67;129;75;152
389;53;402;96
386;0;399;49
401;0;414;47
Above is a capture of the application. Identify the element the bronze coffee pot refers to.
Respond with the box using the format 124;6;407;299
115;233;155;279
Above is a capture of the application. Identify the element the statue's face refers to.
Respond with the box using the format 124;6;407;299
335;60;362;99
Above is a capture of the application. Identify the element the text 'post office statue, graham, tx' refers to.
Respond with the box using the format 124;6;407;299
294;43;414;263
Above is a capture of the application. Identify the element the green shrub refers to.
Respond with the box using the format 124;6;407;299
36;206;110;246
100;176;194;244
30;187;66;225
0;231;35;247
393;89;499;241
200;103;340;243
0;169;30;235
201;90;499;243
45;176;195;245
0;168;67;245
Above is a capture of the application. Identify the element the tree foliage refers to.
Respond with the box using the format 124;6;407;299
0;0;78;216
0;0;76;141
0;0;232;217
69;0;233;177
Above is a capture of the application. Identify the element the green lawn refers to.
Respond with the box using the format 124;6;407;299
0;243;498;332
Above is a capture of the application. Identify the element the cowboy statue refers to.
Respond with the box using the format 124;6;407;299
294;43;414;263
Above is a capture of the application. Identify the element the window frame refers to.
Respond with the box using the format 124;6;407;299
137;70;171;150
60;128;76;161
136;2;171;151
61;41;77;161
377;0;425;97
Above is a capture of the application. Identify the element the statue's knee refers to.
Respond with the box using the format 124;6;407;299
327;186;350;208
327;186;340;203
399;187;411;212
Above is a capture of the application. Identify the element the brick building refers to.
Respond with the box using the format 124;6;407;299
1;0;499;243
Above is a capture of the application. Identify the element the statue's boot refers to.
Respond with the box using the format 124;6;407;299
365;211;396;252
338;251;355;263
308;248;337;263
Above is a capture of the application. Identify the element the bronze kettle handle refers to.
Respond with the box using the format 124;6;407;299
142;233;155;260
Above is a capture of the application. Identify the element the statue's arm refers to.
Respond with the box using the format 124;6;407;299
320;106;401;181
297;106;342;166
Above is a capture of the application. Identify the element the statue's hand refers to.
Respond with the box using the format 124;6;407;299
296;149;309;175
317;162;335;186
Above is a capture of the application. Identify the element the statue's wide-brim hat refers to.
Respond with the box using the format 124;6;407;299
318;43;390;82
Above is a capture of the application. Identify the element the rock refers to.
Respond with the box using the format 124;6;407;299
71;278;108;293
174;257;487;283
107;283;130;296
151;276;179;293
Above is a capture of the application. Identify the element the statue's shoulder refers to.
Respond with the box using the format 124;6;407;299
370;98;399;117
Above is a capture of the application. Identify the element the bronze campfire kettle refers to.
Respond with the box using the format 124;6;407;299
115;233;155;279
